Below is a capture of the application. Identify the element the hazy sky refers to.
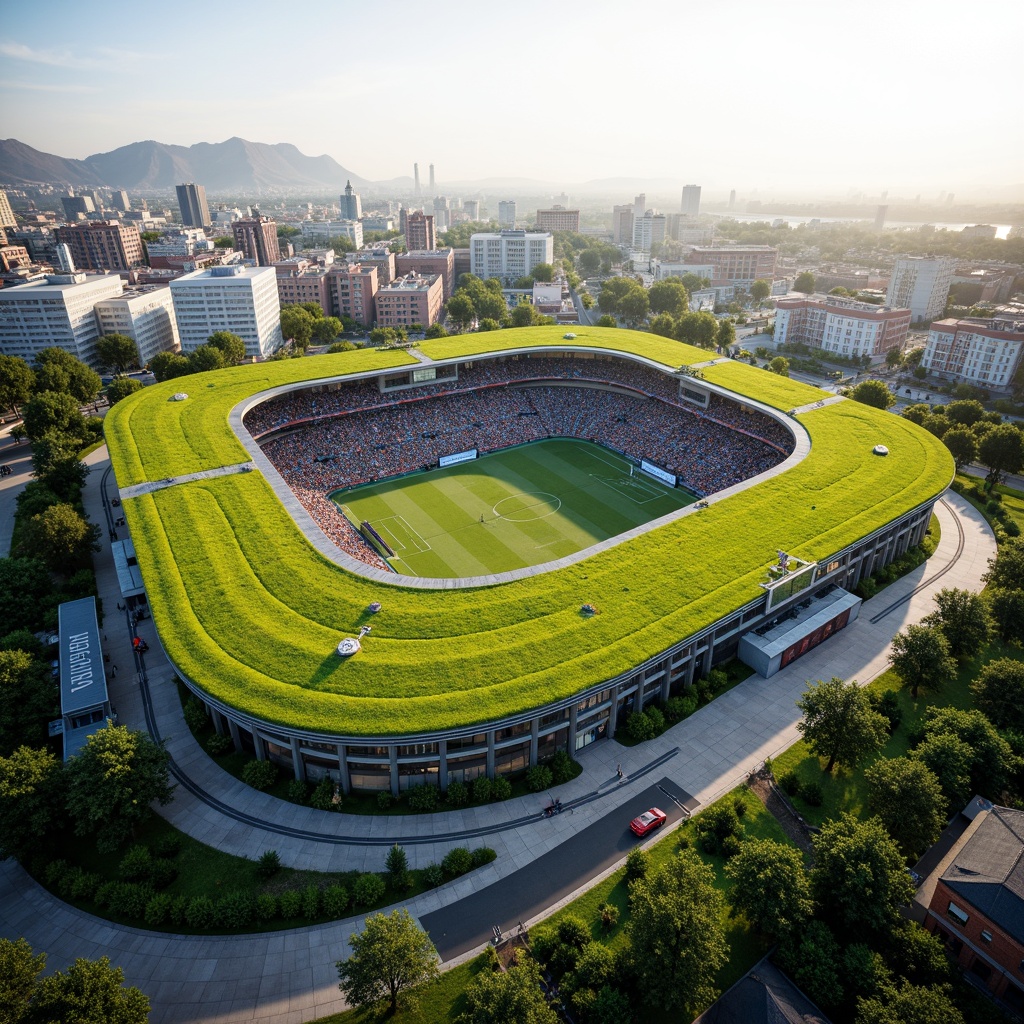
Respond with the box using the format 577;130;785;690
3;0;1022;198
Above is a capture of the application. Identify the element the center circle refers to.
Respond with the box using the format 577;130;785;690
492;491;562;523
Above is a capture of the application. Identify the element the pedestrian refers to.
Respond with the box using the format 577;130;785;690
111;664;117;677
617;763;623;780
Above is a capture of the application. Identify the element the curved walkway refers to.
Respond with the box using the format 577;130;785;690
0;444;997;1024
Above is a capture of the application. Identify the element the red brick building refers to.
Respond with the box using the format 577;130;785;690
54;220;145;272
395;248;455;300
684;245;777;288
374;272;443;328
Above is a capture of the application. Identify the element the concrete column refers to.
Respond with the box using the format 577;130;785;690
568;703;578;754
212;710;225;737
486;730;496;778
438;739;448;791
529;719;539;763
253;731;267;761
290;737;304;781
227;717;242;750
607;684;619;738
336;743;350;794
389;745;399;798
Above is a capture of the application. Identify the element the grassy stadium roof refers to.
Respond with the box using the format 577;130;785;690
105;327;953;737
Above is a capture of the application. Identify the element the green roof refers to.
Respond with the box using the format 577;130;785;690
105;327;953;736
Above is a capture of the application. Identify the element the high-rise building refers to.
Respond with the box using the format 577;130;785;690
536;206;580;233
875;205;888;231
232;216;281;266
729;190;736;210
632;211;666;251
464;200;480;220
612;204;633;245
0;272;125;367
94;286;181;366
53;220;145;271
681;185;701;219
885;256;956;323
469;230;554;285
111;190;131;212
405;211;436;251
0;190;17;229
429;164;435;191
432;196;450;232
170;265;282;358
414;163;421;194
498;201;517;229
339;181;362;221
175;183;212;230
61;194;95;220
300;220;362;248
327;263;379;326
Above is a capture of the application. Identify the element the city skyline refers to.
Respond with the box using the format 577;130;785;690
2;0;1022;200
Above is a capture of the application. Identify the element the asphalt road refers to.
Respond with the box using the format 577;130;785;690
420;776;698;960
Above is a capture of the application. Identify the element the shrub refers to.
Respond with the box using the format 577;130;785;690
302;884;320;919
94;881;117;909
645;706;666;734
557;915;591;950
694;804;744;855
801;782;824;807
257;850;281;879
310;776;338;811
55;866;82;900
525;765;553;792
445;779;469;807
779;771;802;796
734;797;747;818
1006;520;1021;538
695;678;713;704
278;890;303;918
708;668;728;693
423;863;445;888
625;848;649;882
205;733;233;757
70;871;101;901
599;902;620;930
152;834;181;859
218;891;255;929
183;696;208;733
322;885;349;917
241;759;277;791
286;778;310;804
255;894;277;922
407;783;440;812
626;710;655;742
169;895;189;927
442;846;473;879
185;895;217;929
491;777;512;801
471;846;497;868
150;860;178;890
376;791;394;811
145;893;173;926
471;775;493;803
119;844;153;882
550;749;576;785
43;860;70;888
666;694;697;722
353;873;386;907
386;844;412;893
721;834;744;859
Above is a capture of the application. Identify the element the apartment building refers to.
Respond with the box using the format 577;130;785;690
327;263;379;326
886;256;956;323
535;206;580;233
404;211;436;252
774;294;911;363
54;220;145;272
921;313;1024;392
351;248;396;288
374;273;443;328
469;231;554;286
93;286;181;366
395;249;455;300
684;245;777;288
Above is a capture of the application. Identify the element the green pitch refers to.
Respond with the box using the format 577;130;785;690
333;439;696;578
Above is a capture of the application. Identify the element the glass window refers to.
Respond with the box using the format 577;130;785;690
947;902;969;925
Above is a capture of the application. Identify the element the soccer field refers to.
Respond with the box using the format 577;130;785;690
333;439;696;578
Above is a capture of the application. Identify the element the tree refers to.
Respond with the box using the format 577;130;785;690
0;938;46;1022
187;344;227;374
795;271;816;293
750;279;771;307
22;391;86;442
725;838;812;941
617;286;649;327
0;354;35;415
0;558;52;633
717;318;736;349
777;921;844;1010
311;317;343;344
148;351;191;382
855;980;964;1024
768;356;790;376
280;305;315;348
972;657;1024;732
385;843;412;892
796;676;889;773
648;279;689;317
446;293;476;332
18;503;100;572
864;757;947;859
33;348;101;403
577;249;601;275
888;624;956;699
811;814;915;940
95;334;139;374
598;277;636;313
510;303;538;328
849;379;895;409
30;431;89;501
106;377;143;406
207;331;247;363
921;588;989;660
457;958;558;1024
0;649;58;757
942;427;977;470
0;746;62;861
596;314;616;328
921;706;1016;798
649;312;676;337
978;423;1024;485
23;954;150;1024
337;909;439;1013
424;323;448;339
627;849;727;1016
944;399;985;426
911;732;974;808
64;722;174;853
982;536;1024;591
213;235;233;248
531;262;555;283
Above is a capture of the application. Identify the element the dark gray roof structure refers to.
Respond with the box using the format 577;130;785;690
57;596;110;760
694;957;832;1024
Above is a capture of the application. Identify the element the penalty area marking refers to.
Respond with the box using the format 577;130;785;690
375;515;431;554
492;491;562;523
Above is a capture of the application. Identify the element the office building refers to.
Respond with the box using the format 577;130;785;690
681;184;701;219
921;313;1024;392
774;294;911;363
0;272;124;366
111;190;131;213
429;164;435;191
374;273;444;328
61;194;95;220
232;216;281;266
300;220;363;248
395;248;455;300
175;183;212;230
667;214;712;244
464;200;480;220
497;201;517;229
405;211;436;252
536;206;580;233
632;211;667;251
612;204;633;245
470;230;554;285
94;287;181;366
327;263;379;326
53;220;145;272
170;265;283;358
351;248;396;287
339;181;362;221
0;190;16;229
684;245;778;288
885;256;956;323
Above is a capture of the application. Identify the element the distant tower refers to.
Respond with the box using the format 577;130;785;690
414;163;421;194
681;184;701;219
176;183;211;229
340;181;362;220
874;205;888;231
728;189;736;210
429;164;435;190
55;243;76;273
111;189;131;212
498;201;517;229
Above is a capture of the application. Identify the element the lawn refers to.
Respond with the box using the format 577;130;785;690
337;440;694;578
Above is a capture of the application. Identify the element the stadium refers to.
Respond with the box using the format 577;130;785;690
105;326;953;794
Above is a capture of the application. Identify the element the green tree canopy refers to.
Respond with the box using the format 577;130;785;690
626;849;727;1016
811;813;915;940
33;347;101;402
942;427;976;469
618;287;649;327
0;938;46;1022
18;503;100;572
675;310;718;349
106;377;143;407
901;403;930;425
864;756;947;859
424;323;448;339
648;279;690;317
0;354;35;414
649;312;677;338
750;279;771;304
982;535;1024;591
23;954;150;1024
0;558;52;633
725;838;812;942
0;745;62;861
207;331;246;363
148;350;191;382
596;314;616;328
456;957;558;1024
922;705;1017;798
95;334;139;374
849;379;896;409
280;305;316;348
22;391;86;442
597;276;638;313
64;723;174;853
921;587;989;660
717;318;736;349
768;356;790;376
889;624;957;699
978;422;1024;485
0;649;58;758
944;399;985;426
531;262;555;283
855;980;964;1024
510;303;538;328
445;293;476;333
337;909;439;1013
777;920;844;1010
795;271;816;293
311;317;343;344
187;344;227;374
30;430;89;501
796;676;889;773
971;657;1024;732
911;732;974;808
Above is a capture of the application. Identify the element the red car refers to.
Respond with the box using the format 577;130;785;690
630;807;667;837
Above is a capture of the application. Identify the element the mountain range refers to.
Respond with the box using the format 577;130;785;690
0;137;367;190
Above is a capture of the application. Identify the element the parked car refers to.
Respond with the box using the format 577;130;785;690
630;807;667;837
